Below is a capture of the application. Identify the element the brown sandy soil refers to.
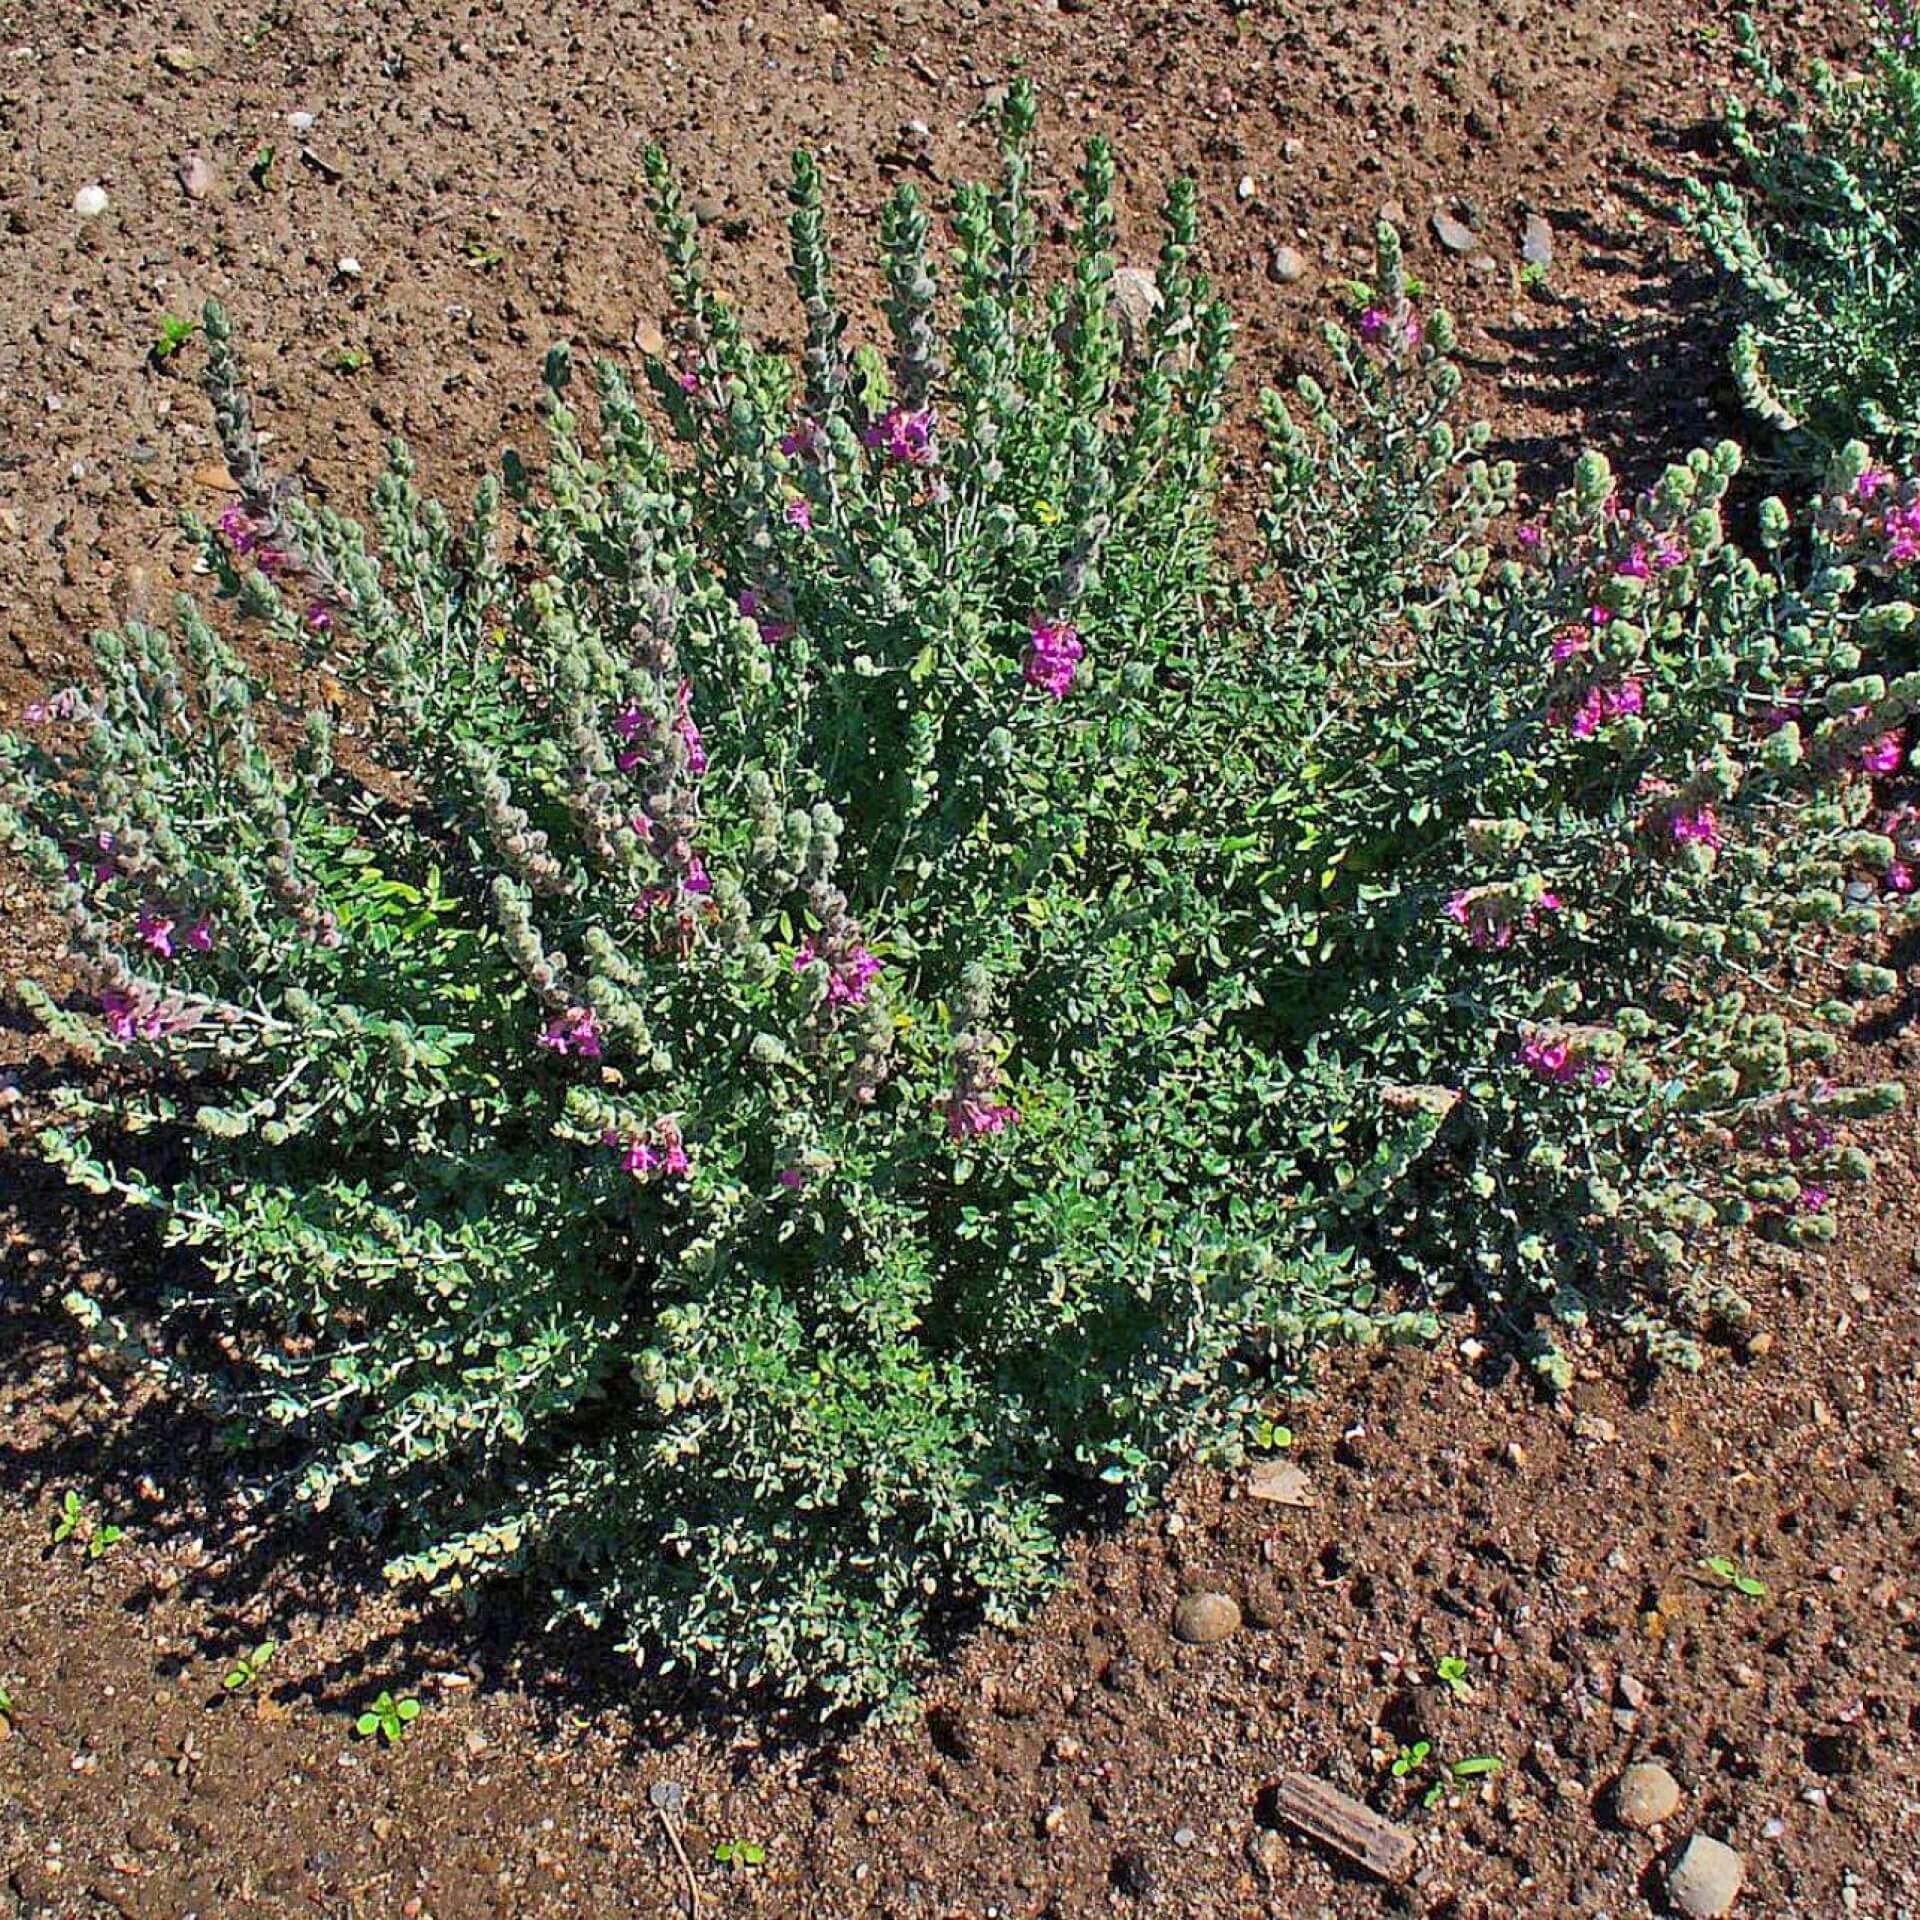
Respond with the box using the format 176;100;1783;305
4;0;1918;1915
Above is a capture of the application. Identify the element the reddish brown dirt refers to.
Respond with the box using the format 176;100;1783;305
5;0;1918;1916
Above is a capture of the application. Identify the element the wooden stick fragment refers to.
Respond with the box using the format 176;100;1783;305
1266;1772;1416;1883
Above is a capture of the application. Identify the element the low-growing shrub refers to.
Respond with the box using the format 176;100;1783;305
1688;3;1920;464
3;90;1914;1709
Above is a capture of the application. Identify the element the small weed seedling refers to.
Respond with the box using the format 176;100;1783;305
152;314;199;362
1426;1755;1503;1808
712;1838;767;1870
0;1684;14;1732
50;1490;124;1560
354;1690;421;1745
248;144;277;191
331;347;370;375
223;1641;278;1692
1519;261;1551;295
1698;1556;1768;1599
1252;1415;1294;1452
1434;1655;1473;1699
1391;1739;1431;1781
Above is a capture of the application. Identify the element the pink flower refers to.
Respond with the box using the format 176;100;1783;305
1861;730;1906;776
1561;677;1645;739
1669;805;1721;849
738;588;793;645
945;1096;1018;1141
863;406;936;465
674;679;708;776
1517;523;1544;553
218;502;259;555
1519;1032;1603;1087
136;912;176;959
777;1166;807;1190
538;1007;602;1059
780;419;823;461
1358;304;1421;350
632;887;675;916
1885;500;1920;566
1615;545;1651;581
675;368;700;395
255;545;293;578
602;1120;689;1180
1798;1185;1829;1213
784;496;813;530
794;940;880;1006
1024;615;1084;700
1651;532;1689;571
99;990;169;1043
304;600;334;633
1856;467;1894;503
1549;627;1588;664
1886;862;1914;894
185;918;215;952
682;855;713;895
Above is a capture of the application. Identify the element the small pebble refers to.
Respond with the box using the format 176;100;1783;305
1171;1591;1241;1646
288;110;316;133
1267;244;1308;285
73;184;109;218
1614;1761;1681;1829
1668;1833;1745;1918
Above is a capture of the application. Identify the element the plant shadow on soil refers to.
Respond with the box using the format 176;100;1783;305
0;1127;1135;1763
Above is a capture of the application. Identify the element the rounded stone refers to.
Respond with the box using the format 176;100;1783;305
73;184;110;219
1267;244;1309;285
1668;1833;1745;1918
1171;1590;1241;1646
1615;1761;1682;1829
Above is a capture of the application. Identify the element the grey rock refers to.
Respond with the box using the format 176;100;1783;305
1431;208;1477;253
1171;1590;1241;1645
1267;244;1309;285
1615;1761;1682;1829
1111;266;1162;359
1522;213;1554;268
1668;1834;1745;1918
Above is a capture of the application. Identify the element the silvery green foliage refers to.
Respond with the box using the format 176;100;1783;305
1;91;1912;1709
1687;4;1920;464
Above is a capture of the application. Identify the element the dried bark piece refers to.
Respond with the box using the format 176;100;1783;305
1266;1773;1416;1882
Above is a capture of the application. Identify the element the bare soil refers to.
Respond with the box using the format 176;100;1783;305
4;0;1918;1915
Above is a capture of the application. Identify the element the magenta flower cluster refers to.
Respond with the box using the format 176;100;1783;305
1518;1031;1612;1088
136;910;215;958
538;1006;603;1059
1358;304;1422;352
1556;676;1645;739
864;406;936;466
601;1119;690;1181
1445;884;1559;951
1023;616;1084;700
795;940;881;1006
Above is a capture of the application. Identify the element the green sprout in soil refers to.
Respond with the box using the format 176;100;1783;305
1251;1414;1294;1451
223;1641;278;1692
1434;1654;1473;1698
1426;1754;1503;1808
332;347;370;375
1519;261;1551;295
1391;1739;1431;1781
712;1838;768;1870
248;144;276;190
354;1689;422;1744
0;1685;14;1732
152;314;200;363
1698;1555;1768;1599
50;1490;124;1560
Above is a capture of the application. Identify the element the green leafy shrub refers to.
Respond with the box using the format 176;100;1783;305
1687;4;1920;464
3;90;1914;1709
